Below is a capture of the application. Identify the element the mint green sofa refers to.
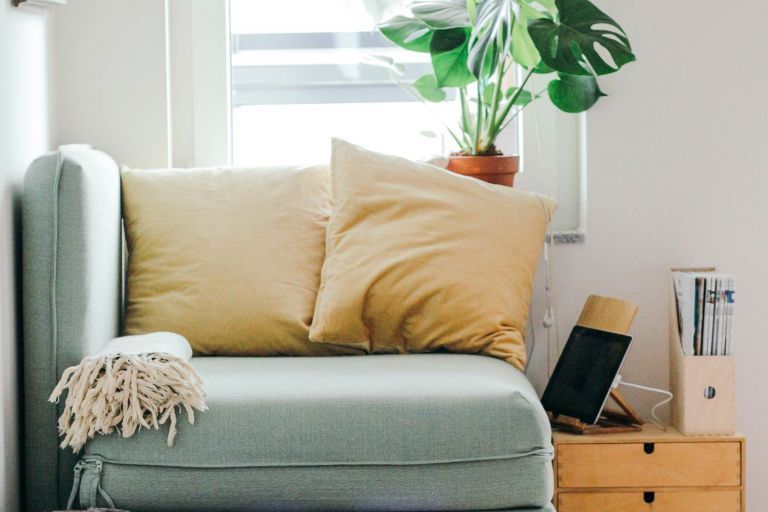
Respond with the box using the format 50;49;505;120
22;147;555;512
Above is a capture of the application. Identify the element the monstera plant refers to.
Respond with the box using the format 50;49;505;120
378;0;635;186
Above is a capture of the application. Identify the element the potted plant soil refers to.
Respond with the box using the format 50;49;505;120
379;0;635;187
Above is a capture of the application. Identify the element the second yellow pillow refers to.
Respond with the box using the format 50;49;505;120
309;139;556;370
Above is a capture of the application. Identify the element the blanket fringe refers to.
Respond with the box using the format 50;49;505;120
49;353;207;453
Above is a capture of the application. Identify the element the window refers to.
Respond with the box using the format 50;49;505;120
169;1;586;240
229;0;492;165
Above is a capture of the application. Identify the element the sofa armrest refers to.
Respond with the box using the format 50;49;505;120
22;146;122;511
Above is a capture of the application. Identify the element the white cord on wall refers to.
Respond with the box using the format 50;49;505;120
529;85;560;378
533;192;557;378
525;193;555;376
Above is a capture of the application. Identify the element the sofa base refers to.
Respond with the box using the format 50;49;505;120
75;454;553;512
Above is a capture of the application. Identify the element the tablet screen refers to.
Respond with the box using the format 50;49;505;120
541;326;632;424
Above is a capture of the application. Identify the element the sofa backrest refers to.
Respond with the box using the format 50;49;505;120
22;146;122;511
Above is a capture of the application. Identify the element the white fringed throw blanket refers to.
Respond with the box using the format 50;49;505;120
49;332;207;453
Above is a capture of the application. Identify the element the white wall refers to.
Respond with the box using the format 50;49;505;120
527;1;768;508
51;0;768;508
54;0;169;168
0;4;54;512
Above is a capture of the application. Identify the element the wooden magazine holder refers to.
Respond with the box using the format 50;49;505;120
548;295;645;435
669;268;735;435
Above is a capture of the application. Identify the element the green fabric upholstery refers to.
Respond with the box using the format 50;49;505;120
22;147;554;511
83;455;553;511
22;147;122;512
83;355;553;511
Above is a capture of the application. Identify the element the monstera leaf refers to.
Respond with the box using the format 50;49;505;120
467;0;514;78
510;0;554;68
430;28;476;87
528;0;635;76
505;86;534;106
482;84;533;107
413;74;447;102
411;0;471;29
379;15;433;52
374;0;634;154
547;73;605;113
520;0;557;15
511;17;540;68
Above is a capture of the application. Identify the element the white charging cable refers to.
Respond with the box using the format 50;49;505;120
613;375;674;430
525;194;554;375
533;89;559;375
533;193;557;378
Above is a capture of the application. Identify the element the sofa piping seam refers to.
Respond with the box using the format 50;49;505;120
82;448;555;470
50;149;65;503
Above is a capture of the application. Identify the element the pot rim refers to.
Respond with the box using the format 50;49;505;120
448;154;520;160
446;154;520;177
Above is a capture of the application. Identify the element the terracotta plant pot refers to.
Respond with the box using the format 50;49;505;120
446;155;519;187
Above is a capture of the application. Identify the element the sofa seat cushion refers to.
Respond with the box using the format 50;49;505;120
85;354;553;467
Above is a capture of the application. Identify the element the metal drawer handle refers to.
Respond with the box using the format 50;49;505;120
644;491;655;504
643;442;655;454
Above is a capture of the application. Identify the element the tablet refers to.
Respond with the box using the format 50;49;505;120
541;326;632;424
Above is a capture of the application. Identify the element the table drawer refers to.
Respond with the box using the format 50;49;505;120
557;441;741;488
558;490;741;512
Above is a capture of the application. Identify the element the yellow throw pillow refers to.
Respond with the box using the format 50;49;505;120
309;140;556;370
122;164;361;356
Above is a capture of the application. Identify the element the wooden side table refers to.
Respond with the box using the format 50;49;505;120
553;425;745;511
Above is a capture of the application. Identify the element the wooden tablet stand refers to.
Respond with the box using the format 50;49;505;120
547;295;645;435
